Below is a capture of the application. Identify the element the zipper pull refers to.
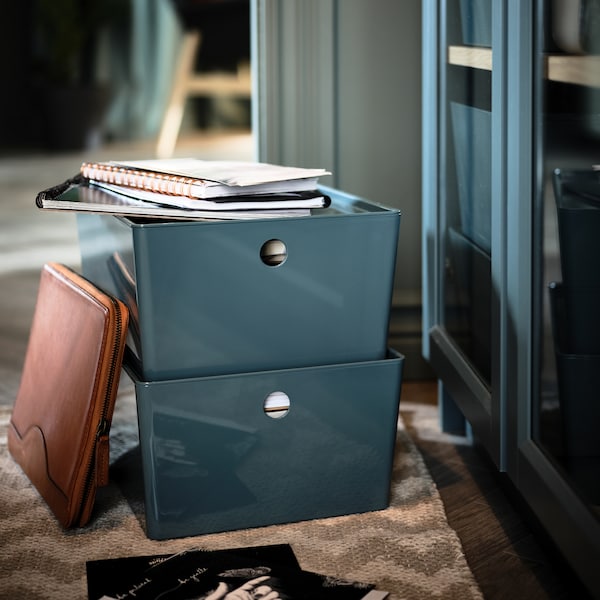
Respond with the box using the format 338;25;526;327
96;418;110;438
95;418;111;487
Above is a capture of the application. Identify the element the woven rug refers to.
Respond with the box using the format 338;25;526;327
0;377;482;600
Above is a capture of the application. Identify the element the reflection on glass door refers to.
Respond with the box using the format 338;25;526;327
442;0;492;385
534;0;600;510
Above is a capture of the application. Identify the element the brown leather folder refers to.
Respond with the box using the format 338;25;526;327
8;262;129;527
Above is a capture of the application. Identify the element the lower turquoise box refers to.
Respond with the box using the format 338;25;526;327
125;349;404;540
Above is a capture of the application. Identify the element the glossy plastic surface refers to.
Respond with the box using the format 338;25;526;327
126;349;404;540
78;186;401;379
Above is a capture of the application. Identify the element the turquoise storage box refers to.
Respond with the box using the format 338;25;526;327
124;349;404;540
77;186;400;380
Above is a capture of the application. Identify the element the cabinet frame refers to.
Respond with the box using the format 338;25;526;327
422;0;506;468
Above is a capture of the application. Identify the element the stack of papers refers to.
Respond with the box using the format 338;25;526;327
36;159;332;221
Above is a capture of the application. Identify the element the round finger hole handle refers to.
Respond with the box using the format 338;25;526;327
263;391;290;419
260;239;287;266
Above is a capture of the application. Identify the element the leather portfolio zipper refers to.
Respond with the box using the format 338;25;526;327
78;296;125;524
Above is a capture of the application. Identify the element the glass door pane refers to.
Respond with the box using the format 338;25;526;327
534;0;600;511
442;0;492;385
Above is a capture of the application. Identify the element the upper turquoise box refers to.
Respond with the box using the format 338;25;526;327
77;186;401;380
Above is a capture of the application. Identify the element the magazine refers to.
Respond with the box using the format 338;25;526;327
86;544;388;600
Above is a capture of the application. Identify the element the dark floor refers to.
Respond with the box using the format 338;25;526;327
401;380;594;600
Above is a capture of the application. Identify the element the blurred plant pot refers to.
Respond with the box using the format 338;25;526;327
42;84;111;151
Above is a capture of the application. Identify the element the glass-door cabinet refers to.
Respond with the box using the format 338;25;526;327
423;1;600;595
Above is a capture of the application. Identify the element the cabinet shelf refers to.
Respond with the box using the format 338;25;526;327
448;45;600;88
448;45;492;71
546;54;600;87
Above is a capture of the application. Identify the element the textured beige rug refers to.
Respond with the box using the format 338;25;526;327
0;378;482;600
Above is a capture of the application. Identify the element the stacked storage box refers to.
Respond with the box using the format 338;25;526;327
550;170;600;467
78;185;404;540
